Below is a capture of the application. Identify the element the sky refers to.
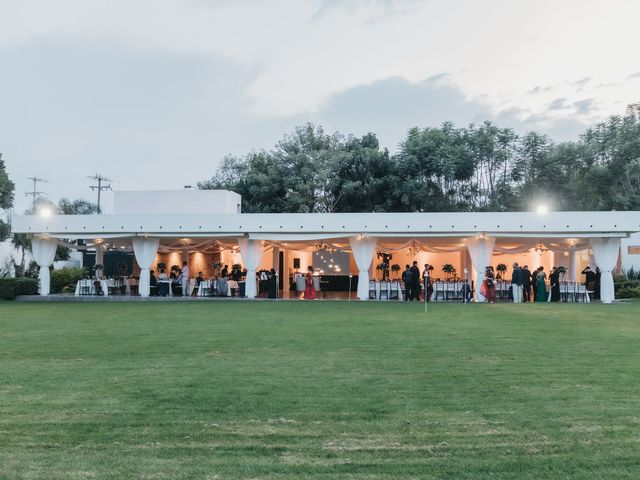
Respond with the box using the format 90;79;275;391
1;0;639;212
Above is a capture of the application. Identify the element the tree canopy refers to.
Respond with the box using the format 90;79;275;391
0;153;16;242
199;104;640;213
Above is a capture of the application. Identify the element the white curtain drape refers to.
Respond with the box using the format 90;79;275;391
591;238;620;304
466;236;496;302
238;238;264;299
133;237;159;298
31;237;58;295
349;236;377;300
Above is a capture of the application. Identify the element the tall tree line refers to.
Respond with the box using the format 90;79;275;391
198;103;640;213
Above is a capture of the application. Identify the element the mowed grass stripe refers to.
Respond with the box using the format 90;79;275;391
0;301;639;479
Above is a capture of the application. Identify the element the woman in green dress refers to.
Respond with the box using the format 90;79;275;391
535;266;547;302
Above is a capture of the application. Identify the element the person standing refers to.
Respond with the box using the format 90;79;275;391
535;267;547;302
268;268;278;299
304;266;317;300
401;265;412;301
422;264;433;302
521;265;532;302
549;266;560;302
180;261;190;296
511;262;523;303
410;261;421;301
483;267;497;304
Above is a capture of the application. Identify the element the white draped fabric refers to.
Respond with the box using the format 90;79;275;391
349;236;378;300
31;237;58;295
133;237;159;298
466;236;496;302
591;238;620;304
238;238;264;299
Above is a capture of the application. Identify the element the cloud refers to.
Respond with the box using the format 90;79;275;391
573;98;595;115
628;72;640;80
528;85;554;94
549;98;568;110
571;77;591;88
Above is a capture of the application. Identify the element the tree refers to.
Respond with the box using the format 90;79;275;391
0;153;16;242
57;198;99;215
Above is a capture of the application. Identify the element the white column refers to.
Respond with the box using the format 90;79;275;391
591;238;621;304
349;236;377;300
96;245;104;267
466;235;496;302
133;237;160;297
238;238;264;299
31;237;58;296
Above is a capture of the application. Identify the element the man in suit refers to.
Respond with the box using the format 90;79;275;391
521;265;532;302
410;261;421;301
401;265;412;301
511;262;523;303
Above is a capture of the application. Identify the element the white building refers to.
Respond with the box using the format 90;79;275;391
11;189;640;303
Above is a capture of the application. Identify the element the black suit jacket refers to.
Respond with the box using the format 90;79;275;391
511;267;522;286
521;269;531;287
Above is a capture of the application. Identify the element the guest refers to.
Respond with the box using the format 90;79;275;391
410;261;420;301
461;279;472;302
217;275;229;297
158;269;168;280
522;265;532;302
535;267;547;302
594;267;601;300
422;264;433;302
180;261;190;296
304;266;317;300
150;270;157;287
241;268;248;280
195;271;204;286
582;266;596;289
221;265;229;278
511;262;523;303
231;265;241;282
531;267;539;299
549;266;560;302
93;279;104;296
483;266;496;303
268;268;278;299
402;265;412;301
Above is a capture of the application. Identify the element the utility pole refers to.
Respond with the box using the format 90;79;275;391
25;176;48;212
88;174;112;214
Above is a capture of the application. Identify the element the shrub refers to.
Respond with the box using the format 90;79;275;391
616;287;640;299
51;267;88;294
14;278;39;296
0;278;17;300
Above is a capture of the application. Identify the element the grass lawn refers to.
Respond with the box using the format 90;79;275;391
1;300;640;479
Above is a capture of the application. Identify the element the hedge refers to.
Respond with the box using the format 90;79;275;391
0;278;40;300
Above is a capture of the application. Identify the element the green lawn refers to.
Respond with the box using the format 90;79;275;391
1;301;640;479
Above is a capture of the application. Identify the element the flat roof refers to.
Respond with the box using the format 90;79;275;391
12;211;640;240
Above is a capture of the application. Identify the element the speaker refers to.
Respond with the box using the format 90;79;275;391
293;258;301;269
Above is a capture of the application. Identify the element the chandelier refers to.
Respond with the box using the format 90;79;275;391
407;241;420;257
533;243;548;254
315;242;335;253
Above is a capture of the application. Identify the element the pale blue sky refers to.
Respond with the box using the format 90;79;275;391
1;0;639;212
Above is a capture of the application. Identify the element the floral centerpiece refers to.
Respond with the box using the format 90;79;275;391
376;252;392;280
556;265;567;280
496;263;507;280
442;263;456;280
157;262;166;271
211;261;223;276
391;264;401;279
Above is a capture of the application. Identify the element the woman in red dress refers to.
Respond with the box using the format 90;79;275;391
304;266;317;300
483;266;497;304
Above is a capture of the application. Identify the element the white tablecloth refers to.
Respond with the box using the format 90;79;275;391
75;279;109;296
197;279;234;297
372;281;403;300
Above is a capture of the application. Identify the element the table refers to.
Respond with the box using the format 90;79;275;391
197;279;234;297
157;280;174;296
75;279;109;296
372;281;403;300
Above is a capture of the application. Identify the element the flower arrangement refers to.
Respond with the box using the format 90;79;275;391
556;265;567;278
376;252;392;280
391;264;401;279
442;263;456;280
211;261;223;271
157;262;166;271
496;263;507;274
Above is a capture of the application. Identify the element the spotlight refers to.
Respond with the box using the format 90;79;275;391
39;207;53;218
536;205;548;215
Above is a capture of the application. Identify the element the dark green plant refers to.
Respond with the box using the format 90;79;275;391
51;267;87;294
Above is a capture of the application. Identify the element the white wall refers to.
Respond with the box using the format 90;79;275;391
113;189;242;215
621;232;640;273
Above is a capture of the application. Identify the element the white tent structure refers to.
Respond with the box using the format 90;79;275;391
11;190;640;303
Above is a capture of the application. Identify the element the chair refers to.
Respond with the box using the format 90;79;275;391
575;284;587;303
79;279;91;295
389;282;399;300
433;282;445;302
379;281;389;300
199;280;211;297
369;281;377;300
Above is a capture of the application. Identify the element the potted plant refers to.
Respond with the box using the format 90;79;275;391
442;264;455;281
557;265;567;281
496;263;507;281
157;262;166;272
391;264;401;279
376;252;392;280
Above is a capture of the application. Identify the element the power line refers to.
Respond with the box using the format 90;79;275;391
25;176;48;212
87;174;112;214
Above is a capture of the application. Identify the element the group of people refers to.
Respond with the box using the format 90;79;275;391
482;262;583;303
401;261;438;301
